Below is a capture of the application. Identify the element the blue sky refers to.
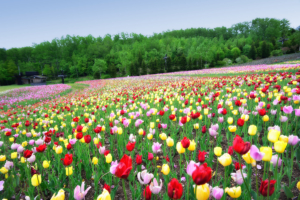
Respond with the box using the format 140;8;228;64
1;0;299;49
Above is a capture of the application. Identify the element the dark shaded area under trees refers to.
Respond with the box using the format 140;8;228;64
0;18;300;85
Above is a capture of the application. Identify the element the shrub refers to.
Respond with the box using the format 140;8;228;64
217;61;226;66
223;58;232;65
271;50;283;57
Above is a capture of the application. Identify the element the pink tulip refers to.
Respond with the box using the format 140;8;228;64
283;106;293;114
110;161;118;175
250;145;265;161
288;135;300;146
295;109;300;117
152;142;162;154
231;170;247;185
186;160;200;176
270;155;282;167
150;178;162;194
212;186;224;199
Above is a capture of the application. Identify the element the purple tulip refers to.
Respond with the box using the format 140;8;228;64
27;154;36;163
152;142;162;154
11;143;20;150
231;170;247;185
74;181;91;200
250;145;265;161
218;117;224;123
283;106;293;114
295;109;300;117
270;155;282;167
29;140;35;145
110;161;118;175
0;180;4;191
270;110;277;115
150;178;162;194
17;145;24;153
212;186;224;199
209;128;218;137
137;170;154;185
4;161;14;170
280;116;288;122
288;135;300;146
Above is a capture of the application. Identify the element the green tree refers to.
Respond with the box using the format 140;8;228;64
249;43;257;60
261;41;270;58
231;47;241;61
92;59;107;79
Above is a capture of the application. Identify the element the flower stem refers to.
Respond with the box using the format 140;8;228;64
238;155;251;197
255;166;259;199
267;162;270;200
215;160;219;186
122;179;128;200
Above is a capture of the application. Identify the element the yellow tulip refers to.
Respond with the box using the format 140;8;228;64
194;183;210;200
214;147;222;157
55;146;63;154
166;137;174;147
82;127;87;133
194;123;199;129
242;152;255;164
51;189;65;200
43;160;50;168
66;166;73;176
97;189;111;200
0;155;6;162
297;181;300;191
260;147;272;161
268;129;280;143
232;110;238;115
106;154;112;163
274;141;287;153
117;127;122;135
279;135;289;143
227;117;233;124
21;157;26;163
218;153;232;167
0;167;8;174
150;122;155;129
147;134;153;140
248;125;257;136
22;141;28;147
11;152;17;159
225;186;242;198
262;115;269;122
159;133;167;140
92;157;99;165
228;126;237;133
241;114;249;121
31;174;42;187
176;142;185;154
138;128;144;135
204;109;209;115
188;140;196;151
161;164;170;175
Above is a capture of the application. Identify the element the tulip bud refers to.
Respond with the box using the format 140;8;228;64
248;125;257;136
66;166;73;176
159;133;167;141
92;157;99;165
11;152;17;159
262;115;269;122
0;155;6;162
218;153;232;167
214;147;222;157
176;142;185;154
43;160;50;169
166;137;174;147
188;140;196;151
227;117;233;124
55;146;63;154
106;153;112;163
161;164;170;175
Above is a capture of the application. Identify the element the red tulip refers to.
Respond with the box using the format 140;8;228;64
120;110;125;115
169;114;176;120
233;135;251;155
84;135;91;143
159;110;165;116
192;163;212;185
94;126;102;133
167;178;183;199
228;146;234;155
36;144;47;153
259;179;276;197
267;104;271;109
148;152;154;161
158;123;162;129
73;117;79;122
104;184;111;193
180;116;187;124
61;154;73;166
76;132;83;140
44;137;51;143
143;185;152;200
198;150;207;162
237;118;244;127
221;108;227;115
67;143;72;150
181;137;190;148
23;150;33;158
136;154;142;165
234;162;244;170
235;100;242;106
190;112;200;119
76;125;83;132
115;154;132;179
84;118;89;123
109;122;113;127
126;141;135;152
258;108;267;116
202;125;207;133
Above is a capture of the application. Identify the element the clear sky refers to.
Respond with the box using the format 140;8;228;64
1;0;299;49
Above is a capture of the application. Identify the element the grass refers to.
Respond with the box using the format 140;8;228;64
67;83;90;90
0;84;31;93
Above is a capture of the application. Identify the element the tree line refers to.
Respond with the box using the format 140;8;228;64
0;17;300;85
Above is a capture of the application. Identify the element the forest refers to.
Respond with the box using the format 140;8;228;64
0;17;300;85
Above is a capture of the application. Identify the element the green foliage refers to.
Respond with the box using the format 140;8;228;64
271;50;283;57
1;17;299;85
92;59;107;79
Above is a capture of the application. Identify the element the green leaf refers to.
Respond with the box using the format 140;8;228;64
250;190;258;200
283;186;294;198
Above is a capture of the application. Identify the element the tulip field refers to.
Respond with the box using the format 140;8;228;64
1;64;300;200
